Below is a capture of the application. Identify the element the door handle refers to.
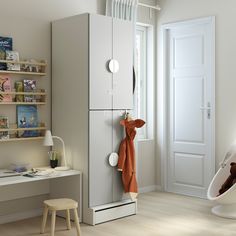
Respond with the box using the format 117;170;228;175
108;59;119;73
200;102;211;119
133;67;136;94
199;107;211;110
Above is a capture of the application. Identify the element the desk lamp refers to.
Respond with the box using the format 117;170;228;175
43;130;70;171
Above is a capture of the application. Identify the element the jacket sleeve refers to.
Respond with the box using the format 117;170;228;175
118;141;126;171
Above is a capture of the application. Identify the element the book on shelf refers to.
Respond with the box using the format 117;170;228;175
23;79;36;102
6;50;20;71
17;105;39;137
15;81;24;102
0;116;9;140
0;37;13;70
0;75;12;102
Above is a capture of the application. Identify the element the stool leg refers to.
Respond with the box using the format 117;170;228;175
73;208;81;236
51;210;56;236
66;209;71;230
40;206;48;234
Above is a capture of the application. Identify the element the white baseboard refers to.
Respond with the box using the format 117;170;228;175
0;208;43;224
139;185;162;193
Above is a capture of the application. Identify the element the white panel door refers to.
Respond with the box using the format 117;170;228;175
89;14;113;109
112;110;126;202
113;18;133;109
89;110;127;206
166;17;215;198
89;111;113;207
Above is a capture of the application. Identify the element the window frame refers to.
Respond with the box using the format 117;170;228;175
135;23;154;140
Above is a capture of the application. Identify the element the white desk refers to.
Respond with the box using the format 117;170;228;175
0;169;81;186
0;169;82;222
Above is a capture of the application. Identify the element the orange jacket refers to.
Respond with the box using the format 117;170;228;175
118;118;145;198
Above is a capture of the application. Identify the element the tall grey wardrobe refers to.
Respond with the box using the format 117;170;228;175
52;13;135;225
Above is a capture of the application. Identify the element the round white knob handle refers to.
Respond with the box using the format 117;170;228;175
108;59;119;73
108;152;119;167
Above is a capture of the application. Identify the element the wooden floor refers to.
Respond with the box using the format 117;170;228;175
0;191;236;236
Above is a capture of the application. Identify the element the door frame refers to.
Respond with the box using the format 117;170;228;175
159;16;216;193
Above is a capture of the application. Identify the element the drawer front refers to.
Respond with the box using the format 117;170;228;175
95;202;137;224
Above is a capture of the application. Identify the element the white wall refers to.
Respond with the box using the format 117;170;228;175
157;0;236;185
137;0;158;191
0;0;157;221
0;0;106;222
0;0;106;21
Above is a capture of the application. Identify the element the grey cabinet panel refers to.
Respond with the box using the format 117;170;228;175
89;15;133;110
89;111;113;207
112;111;125;202
113;18;133;109
89;14;113;109
89;111;127;206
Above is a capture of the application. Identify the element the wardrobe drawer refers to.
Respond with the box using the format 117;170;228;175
94;201;137;224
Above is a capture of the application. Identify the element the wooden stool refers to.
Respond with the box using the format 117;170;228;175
40;198;81;236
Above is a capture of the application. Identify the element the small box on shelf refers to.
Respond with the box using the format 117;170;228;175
23;79;36;102
6;50;20;71
36;89;46;103
0;36;12;71
0;75;12;102
20;59;46;74
0;116;9;140
15;81;24;102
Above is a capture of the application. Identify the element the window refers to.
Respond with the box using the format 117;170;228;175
135;24;153;139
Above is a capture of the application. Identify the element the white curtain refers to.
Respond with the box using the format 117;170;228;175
106;0;138;22
106;0;138;118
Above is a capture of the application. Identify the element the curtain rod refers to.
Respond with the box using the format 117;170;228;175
138;2;161;11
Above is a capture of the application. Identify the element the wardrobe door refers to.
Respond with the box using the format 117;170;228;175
89;111;113;207
112;110;126;202
112;18;133;109
89;14;113;110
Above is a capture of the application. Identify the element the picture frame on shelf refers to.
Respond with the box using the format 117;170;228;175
17;105;39;137
15;81;24;102
0;36;13;70
29;59;39;73
21;59;42;73
23;79;36;102
0;116;9;140
6;50;20;71
0;75;12;102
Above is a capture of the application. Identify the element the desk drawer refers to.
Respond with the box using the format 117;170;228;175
0;180;50;202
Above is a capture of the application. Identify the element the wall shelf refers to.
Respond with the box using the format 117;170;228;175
0;59;46;76
0;137;44;142
0;60;47;66
0;56;47;143
0;70;46;76
0;127;46;132
0;102;46;105
0;92;46;104
0;92;46;96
